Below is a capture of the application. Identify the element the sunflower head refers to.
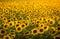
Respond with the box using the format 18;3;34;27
31;28;39;35
0;29;7;35
16;26;22;33
39;28;44;34
3;35;11;39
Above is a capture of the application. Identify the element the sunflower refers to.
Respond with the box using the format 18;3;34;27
54;35;60;39
47;19;55;25
44;26;49;31
0;13;4;17
15;23;20;28
7;19;11;23
31;20;36;25
54;36;60;39
31;28;39;35
38;17;44;22
39;23;45;29
51;30;57;36
0;29;7;35
3;35;11;39
43;17;46;21
20;23;27;29
56;26;60;32
2;17;7;22
36;19;40;24
35;23;40;28
49;20;55;25
3;8;10;14
39;28;44;34
9;21;14;27
10;13;15;17
50;27;56;31
16;26;22;32
3;23;9;29
57;23;60;27
24;31;30;35
25;20;30;26
0;15;4;19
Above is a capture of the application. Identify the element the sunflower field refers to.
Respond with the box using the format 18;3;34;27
0;0;60;39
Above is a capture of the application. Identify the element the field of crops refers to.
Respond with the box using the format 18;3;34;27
0;0;60;39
